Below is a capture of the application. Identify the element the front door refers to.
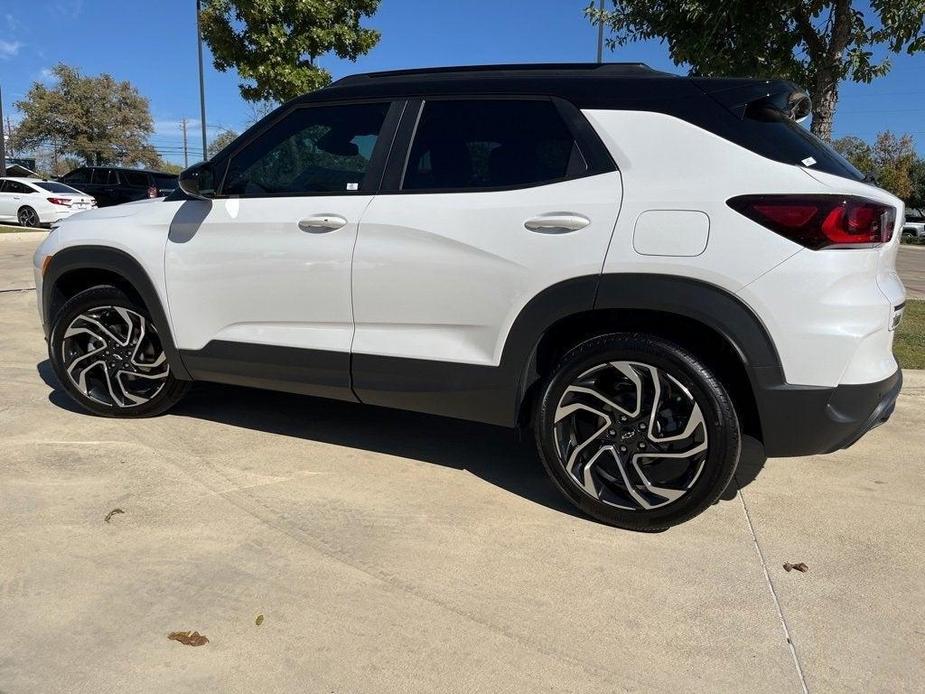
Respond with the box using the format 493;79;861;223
166;100;397;400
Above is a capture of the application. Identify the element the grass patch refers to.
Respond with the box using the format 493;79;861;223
0;224;45;233
895;299;925;369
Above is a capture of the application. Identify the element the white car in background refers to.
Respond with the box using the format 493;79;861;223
902;208;925;239
0;177;96;228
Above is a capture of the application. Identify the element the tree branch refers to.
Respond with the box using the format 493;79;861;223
792;5;824;59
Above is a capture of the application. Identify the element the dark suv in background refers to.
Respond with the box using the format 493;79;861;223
58;167;178;207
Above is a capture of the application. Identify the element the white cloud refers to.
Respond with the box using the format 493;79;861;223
0;40;22;59
52;0;84;19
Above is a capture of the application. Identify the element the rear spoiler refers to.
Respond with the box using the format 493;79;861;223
692;77;812;123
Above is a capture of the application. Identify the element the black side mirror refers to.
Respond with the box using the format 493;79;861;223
178;162;216;199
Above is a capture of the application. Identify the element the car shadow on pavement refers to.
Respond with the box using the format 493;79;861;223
38;360;767;523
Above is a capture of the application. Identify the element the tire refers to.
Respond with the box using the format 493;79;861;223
534;333;740;531
17;206;40;228
48;285;190;417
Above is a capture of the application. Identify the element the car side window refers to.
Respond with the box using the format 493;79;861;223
123;171;148;187
222;102;390;196
65;168;90;184
402;99;587;192
5;180;33;194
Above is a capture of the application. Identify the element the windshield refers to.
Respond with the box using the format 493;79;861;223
35;181;84;194
153;175;178;190
906;209;925;223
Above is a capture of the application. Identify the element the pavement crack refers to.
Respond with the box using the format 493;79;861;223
0;286;36;293
737;480;809;694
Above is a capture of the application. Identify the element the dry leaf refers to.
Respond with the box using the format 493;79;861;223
104;508;125;523
168;630;209;647
783;562;809;573
255;614;264;626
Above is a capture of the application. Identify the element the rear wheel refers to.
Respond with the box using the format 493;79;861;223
48;285;189;417
17;206;40;228
535;333;741;531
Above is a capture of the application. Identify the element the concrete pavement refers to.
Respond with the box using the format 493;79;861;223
0;231;922;693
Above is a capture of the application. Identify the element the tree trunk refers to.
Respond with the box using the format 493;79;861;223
810;74;838;141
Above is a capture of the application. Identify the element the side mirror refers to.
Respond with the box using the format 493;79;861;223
178;162;216;199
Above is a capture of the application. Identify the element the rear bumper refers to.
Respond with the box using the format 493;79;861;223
753;368;902;457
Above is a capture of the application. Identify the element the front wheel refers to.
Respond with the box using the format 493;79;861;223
48;285;190;417
534;333;741;531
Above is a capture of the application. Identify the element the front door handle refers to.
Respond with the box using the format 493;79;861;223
524;213;591;234
298;215;348;233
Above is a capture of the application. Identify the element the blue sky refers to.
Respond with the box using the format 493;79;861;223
1;0;923;165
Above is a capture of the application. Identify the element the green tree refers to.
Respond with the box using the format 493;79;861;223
199;0;381;103
832;135;875;175
156;160;185;175
909;157;925;209
12;63;159;167
871;131;917;200
834;131;920;200
587;1;925;140
207;128;240;158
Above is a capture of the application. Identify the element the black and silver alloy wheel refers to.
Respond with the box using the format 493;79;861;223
49;285;190;417
553;361;707;511
18;206;40;228
535;333;740;531
61;305;169;407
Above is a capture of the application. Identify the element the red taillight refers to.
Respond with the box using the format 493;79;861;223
47;197;71;207
728;195;896;249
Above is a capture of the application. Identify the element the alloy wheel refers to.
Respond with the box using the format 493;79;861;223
553;361;708;511
60;306;170;407
18;207;39;228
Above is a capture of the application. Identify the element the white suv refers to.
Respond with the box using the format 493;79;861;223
33;64;905;530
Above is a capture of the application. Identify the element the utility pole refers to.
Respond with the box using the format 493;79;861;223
196;0;208;162
181;118;189;167
0;83;6;176
596;0;605;63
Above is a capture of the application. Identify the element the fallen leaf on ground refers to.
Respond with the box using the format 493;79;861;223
255;614;264;626
104;508;125;523
168;631;209;646
783;562;809;573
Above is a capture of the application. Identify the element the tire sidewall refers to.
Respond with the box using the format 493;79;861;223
535;333;741;530
48;285;186;418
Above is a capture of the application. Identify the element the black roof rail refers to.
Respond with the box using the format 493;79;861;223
332;62;668;86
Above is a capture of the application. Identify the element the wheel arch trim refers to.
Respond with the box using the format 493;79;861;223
42;245;191;380
509;273;784;428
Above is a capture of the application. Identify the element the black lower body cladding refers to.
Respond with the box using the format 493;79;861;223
751;368;902;457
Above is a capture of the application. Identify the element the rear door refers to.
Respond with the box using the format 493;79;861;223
0;180;18;221
350;97;623;417
120;170;150;203
0;180;37;221
60;168;94;197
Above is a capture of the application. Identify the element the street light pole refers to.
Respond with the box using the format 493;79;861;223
0;83;6;177
196;0;208;162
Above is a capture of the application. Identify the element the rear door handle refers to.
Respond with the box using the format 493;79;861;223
524;213;591;234
298;215;348;233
